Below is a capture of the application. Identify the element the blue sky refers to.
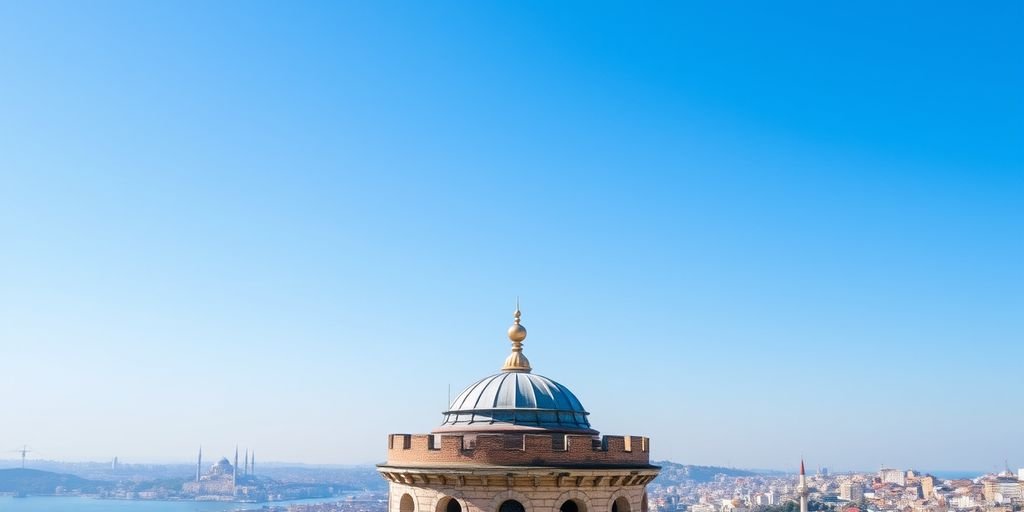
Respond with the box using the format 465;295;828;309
0;2;1021;471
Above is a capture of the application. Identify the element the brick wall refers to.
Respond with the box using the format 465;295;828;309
386;433;650;467
387;479;648;512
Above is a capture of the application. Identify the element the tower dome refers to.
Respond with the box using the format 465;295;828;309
438;371;593;433
435;304;595;434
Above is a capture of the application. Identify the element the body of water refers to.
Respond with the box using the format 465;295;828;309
930;471;986;480
0;495;352;512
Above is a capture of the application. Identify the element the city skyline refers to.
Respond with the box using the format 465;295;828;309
1;2;1021;470
0;452;1015;480
2;456;1016;477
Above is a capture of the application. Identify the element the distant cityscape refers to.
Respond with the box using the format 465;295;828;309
0;451;386;507
646;461;1024;512
1;455;1021;512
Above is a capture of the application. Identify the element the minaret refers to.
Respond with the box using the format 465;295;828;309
196;446;203;483
251;451;254;476
233;446;239;489
797;459;809;512
244;449;249;476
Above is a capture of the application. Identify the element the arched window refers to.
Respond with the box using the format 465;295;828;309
561;499;587;512
499;500;526;512
448;501;463;512
612;497;631;512
400;494;416;512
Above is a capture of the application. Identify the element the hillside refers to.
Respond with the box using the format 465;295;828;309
0;468;110;494
652;461;761;484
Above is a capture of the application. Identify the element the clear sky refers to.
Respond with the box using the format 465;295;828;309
1;2;1021;472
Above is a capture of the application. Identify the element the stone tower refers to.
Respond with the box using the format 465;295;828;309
378;306;660;512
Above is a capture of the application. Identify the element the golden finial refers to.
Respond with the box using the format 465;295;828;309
502;299;531;372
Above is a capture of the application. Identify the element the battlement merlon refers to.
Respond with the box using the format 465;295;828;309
385;433;651;467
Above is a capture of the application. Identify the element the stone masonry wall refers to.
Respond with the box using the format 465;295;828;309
386;433;650;467
388;480;648;512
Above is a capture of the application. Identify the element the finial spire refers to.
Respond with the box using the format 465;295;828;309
502;299;532;372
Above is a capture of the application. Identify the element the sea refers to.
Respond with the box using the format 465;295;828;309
930;471;987;480
0;495;354;512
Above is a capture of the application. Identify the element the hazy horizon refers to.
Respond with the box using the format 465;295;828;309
1;2;1021;470
0;457;1001;477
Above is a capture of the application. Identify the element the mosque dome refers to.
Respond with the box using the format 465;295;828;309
435;304;596;434
210;457;233;476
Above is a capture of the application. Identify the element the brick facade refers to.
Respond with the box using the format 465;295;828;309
379;432;658;512
385;433;651;468
382;472;654;512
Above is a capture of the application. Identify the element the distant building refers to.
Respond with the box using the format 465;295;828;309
920;476;935;499
182;447;263;501
182;456;236;498
982;477;1021;504
880;468;906;486
720;498;747;512
840;482;864;502
949;495;978;509
907;484;923;499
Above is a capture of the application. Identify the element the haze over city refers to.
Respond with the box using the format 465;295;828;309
1;1;1021;473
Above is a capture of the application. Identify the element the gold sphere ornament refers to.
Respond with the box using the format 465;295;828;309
501;301;532;373
508;323;527;342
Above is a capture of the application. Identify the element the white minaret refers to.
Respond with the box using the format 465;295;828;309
797;459;809;512
196;446;203;483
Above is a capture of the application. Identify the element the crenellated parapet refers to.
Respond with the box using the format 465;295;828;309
385;433;651;468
